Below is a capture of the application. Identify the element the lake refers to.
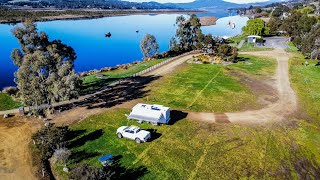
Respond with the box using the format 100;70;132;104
0;13;248;90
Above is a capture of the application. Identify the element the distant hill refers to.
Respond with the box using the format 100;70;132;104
1;0;181;10
170;0;283;12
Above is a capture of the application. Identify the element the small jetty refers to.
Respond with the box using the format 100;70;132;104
105;32;112;38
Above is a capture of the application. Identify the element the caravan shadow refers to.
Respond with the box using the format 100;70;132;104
168;110;188;125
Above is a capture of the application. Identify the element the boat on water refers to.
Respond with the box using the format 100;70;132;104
105;32;112;37
228;21;236;29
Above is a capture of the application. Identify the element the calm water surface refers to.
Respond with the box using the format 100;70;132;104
0;14;248;89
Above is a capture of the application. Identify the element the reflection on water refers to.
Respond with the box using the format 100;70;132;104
0;14;248;89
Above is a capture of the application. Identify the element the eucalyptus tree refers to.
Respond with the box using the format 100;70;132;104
140;34;159;58
172;14;203;52
11;20;81;109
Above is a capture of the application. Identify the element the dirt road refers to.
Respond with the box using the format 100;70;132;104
188;49;297;124
145;54;198;76
0;118;41;180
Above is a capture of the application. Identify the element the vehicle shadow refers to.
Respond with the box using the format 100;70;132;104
168;110;188;125
145;129;162;141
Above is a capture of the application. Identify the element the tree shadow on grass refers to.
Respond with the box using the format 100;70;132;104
80;77;120;95
110;155;149;179
69;150;100;164
55;75;160;112
66;129;87;141
68;129;104;148
168;110;188;125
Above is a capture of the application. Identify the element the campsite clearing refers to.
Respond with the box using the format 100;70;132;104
57;108;320;179
143;54;276;112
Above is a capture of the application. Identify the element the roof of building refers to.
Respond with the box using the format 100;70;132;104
248;35;262;38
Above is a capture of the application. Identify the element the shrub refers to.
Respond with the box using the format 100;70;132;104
52;148;71;164
2;86;18;96
69;164;113;180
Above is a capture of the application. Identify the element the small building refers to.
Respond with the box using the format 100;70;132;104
127;103;170;125
247;35;262;43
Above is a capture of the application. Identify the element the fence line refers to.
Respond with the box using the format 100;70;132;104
131;51;200;77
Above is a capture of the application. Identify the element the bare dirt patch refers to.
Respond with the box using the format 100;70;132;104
226;69;279;107
0;116;42;180
187;49;298;125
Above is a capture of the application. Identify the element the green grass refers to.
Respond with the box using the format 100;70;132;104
57;108;319;179
0;93;21;111
53;53;320;179
229;33;247;44
142;54;276;112
289;54;320;163
239;42;273;52
81;58;166;93
287;41;299;53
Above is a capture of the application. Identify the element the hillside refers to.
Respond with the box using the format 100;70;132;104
172;0;283;11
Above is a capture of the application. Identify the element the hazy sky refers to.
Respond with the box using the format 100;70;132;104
126;0;270;4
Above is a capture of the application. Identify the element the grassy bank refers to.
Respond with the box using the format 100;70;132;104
287;42;299;53
81;58;166;94
0;93;21;111
143;54;276;112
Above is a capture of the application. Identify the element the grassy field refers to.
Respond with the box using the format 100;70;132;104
81;59;166;94
57;108;319;179
142;54;276;112
289;54;320;164
53;53;320;179
239;42;273;52
0;93;21;111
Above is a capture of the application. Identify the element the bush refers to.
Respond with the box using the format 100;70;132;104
69;164;113;180
52;148;71;164
2;86;18;96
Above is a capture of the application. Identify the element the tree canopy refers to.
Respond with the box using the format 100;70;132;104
140;34;159;58
11;20;81;108
170;14;203;52
242;18;270;36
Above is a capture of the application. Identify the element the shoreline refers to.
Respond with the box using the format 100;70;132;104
0;9;205;24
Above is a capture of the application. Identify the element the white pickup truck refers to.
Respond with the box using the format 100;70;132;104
116;126;151;143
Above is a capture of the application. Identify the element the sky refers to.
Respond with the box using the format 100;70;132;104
126;0;270;4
